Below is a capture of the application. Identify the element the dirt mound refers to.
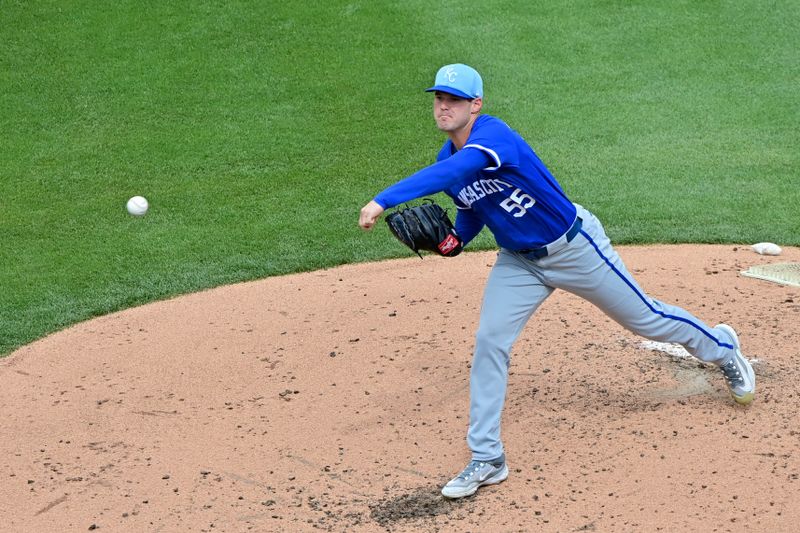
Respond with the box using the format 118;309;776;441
2;245;799;532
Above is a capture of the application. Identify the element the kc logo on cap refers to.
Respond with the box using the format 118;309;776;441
425;63;483;100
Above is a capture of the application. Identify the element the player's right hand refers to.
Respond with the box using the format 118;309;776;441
359;200;384;230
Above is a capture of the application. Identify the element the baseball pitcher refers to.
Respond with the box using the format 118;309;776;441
358;64;755;499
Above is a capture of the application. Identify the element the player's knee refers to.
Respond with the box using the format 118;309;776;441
474;326;513;360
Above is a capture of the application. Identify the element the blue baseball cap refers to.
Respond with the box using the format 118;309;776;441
425;64;483;100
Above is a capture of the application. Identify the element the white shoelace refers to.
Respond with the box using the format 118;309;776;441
458;461;486;480
721;358;743;386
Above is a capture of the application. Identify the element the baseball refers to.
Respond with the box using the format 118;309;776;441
126;196;149;216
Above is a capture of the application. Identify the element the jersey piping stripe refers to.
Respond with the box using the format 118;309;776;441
578;229;734;350
463;143;501;170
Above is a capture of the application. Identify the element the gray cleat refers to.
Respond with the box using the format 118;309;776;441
716;324;755;405
441;459;509;499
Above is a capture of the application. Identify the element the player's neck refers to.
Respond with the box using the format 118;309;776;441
448;116;478;151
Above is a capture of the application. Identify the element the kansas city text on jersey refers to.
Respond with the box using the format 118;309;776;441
455;178;538;219
456;178;513;208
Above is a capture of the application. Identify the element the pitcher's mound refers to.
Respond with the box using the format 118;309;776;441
2;245;799;532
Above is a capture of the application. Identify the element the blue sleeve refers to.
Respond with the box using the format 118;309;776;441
373;148;492;209
454;208;484;247
463;116;519;169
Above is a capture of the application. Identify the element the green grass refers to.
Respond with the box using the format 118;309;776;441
1;0;798;355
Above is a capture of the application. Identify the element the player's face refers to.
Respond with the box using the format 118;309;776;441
433;92;479;132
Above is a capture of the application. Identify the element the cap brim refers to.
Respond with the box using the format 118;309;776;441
425;85;475;100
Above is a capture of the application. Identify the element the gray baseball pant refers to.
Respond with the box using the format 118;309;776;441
468;204;736;461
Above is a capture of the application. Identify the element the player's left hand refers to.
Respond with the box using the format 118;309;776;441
359;200;385;230
384;201;463;258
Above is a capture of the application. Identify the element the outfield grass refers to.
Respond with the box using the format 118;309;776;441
1;1;798;355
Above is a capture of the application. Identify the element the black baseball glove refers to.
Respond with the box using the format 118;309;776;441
384;200;463;258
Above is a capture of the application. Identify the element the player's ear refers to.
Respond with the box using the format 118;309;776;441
471;97;483;114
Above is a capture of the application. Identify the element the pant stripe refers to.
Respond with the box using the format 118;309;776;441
579;230;733;350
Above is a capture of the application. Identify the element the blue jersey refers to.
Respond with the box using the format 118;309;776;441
375;114;576;250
